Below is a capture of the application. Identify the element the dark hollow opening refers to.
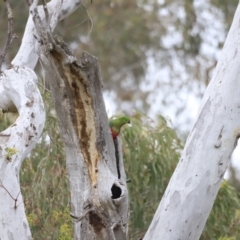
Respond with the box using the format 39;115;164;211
111;184;122;199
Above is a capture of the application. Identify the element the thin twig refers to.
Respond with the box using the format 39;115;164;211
81;4;93;37
25;0;33;6
47;131;62;149
0;180;21;209
70;209;92;222
0;180;15;201
38;58;49;94
41;0;49;26
0;0;18;72
37;80;52;93
73;18;88;28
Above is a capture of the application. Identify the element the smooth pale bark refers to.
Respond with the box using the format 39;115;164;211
0;0;82;238
0;68;45;239
144;3;240;240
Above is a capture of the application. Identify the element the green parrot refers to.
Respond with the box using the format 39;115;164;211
109;116;130;179
109;116;130;139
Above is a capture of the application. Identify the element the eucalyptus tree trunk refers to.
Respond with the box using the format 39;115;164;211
1;0;129;238
28;1;129;239
144;3;240;240
0;68;45;239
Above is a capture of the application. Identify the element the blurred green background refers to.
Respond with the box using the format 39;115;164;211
2;92;240;240
1;0;240;239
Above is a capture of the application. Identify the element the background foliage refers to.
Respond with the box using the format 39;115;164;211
1;92;240;239
0;0;238;116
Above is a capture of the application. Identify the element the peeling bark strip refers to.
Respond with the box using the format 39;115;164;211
69;59;99;185
50;42;100;185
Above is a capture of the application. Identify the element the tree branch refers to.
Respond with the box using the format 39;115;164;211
0;66;45;238
144;4;240;239
0;0;18;72
12;0;82;69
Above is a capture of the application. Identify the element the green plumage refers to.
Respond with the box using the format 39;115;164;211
109;116;130;139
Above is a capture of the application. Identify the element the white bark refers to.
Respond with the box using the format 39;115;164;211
0;67;45;239
0;0;82;237
11;0;82;69
144;3;240;240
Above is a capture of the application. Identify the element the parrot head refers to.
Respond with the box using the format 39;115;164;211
119;116;130;125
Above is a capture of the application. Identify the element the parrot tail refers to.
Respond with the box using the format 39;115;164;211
113;138;121;179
